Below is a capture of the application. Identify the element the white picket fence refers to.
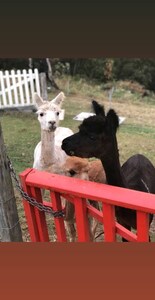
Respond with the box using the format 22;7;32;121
0;68;41;109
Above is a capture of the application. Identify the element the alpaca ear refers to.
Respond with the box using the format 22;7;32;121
51;92;65;107
106;109;119;133
92;100;105;117
33;93;44;108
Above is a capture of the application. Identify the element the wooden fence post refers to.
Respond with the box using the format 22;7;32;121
0;122;23;241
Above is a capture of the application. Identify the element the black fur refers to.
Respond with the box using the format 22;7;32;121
62;100;155;242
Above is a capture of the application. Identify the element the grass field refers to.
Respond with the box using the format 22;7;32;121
1;76;155;241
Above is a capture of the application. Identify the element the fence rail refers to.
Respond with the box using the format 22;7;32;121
19;168;155;242
0;69;40;108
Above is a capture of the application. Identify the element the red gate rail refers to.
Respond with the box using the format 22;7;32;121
19;168;155;242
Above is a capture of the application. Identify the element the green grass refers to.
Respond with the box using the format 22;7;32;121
1;112;40;174
1;76;155;241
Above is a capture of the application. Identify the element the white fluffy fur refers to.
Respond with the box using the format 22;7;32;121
33;92;73;171
33;92;75;242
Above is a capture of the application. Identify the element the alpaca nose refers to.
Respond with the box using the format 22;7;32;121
48;121;56;130
48;121;56;126
62;139;75;155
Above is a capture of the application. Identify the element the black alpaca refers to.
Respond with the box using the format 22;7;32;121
62;100;155;241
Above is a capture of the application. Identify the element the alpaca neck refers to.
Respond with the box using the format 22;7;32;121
101;136;127;188
40;129;55;168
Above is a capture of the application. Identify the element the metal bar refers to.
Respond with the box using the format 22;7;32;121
103;203;116;242
137;211;149;242
74;197;90;242
30;186;49;242
20;169;40;242
50;191;67;242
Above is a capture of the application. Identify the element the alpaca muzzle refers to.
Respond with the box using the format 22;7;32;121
62;146;75;156
48;121;56;131
61;139;71;154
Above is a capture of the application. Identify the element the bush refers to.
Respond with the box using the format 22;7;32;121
113;59;155;91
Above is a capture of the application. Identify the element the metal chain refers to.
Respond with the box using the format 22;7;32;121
7;155;65;218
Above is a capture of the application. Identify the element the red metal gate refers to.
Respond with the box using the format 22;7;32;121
20;168;155;242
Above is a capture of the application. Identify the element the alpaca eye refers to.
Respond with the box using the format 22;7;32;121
69;169;76;176
40;112;44;117
56;112;59;116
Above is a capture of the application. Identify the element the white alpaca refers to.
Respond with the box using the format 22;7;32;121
33;92;73;172
33;92;76;242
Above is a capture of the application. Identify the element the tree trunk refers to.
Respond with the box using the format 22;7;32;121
46;58;60;90
40;72;48;100
0;123;23;241
28;58;33;69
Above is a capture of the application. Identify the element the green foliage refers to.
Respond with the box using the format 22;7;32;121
113;59;155;91
58;58;155;92
0;58;29;70
1;58;155;92
58;58;109;81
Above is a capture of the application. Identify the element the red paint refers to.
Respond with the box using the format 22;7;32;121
20;168;155;242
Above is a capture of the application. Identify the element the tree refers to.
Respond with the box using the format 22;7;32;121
0;123;23;241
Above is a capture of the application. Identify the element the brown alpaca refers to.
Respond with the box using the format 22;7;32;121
88;160;106;184
63;156;106;183
62;156;106;241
